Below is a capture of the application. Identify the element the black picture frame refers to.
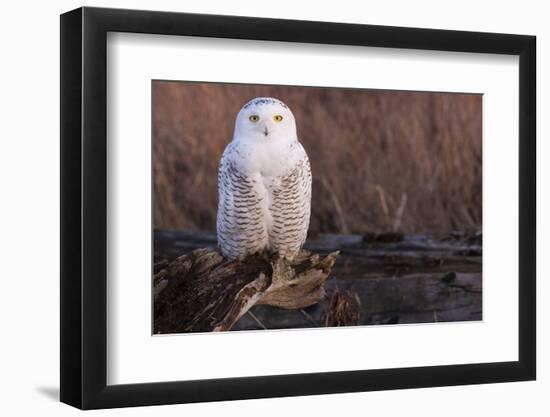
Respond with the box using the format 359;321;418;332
60;6;536;410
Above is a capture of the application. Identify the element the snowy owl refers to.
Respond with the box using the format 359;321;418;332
217;97;312;260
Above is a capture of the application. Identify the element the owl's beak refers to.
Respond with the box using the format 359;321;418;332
263;126;269;137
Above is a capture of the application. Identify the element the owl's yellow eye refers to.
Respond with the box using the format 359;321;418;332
249;115;259;122
273;115;283;122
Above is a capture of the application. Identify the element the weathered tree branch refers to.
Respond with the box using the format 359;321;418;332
153;249;339;333
154;230;482;331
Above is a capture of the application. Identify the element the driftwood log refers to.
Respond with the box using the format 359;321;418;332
154;230;482;332
154;249;339;333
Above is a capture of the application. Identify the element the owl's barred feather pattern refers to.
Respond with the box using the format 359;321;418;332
268;155;311;256
217;144;268;256
216;97;312;260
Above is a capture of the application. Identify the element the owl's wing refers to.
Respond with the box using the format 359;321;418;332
216;144;268;259
269;143;312;258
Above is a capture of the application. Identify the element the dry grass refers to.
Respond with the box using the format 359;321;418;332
153;81;481;234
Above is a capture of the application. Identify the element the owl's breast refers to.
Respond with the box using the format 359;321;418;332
260;172;281;191
232;138;299;177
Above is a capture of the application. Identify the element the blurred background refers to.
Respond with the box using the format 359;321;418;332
153;81;481;235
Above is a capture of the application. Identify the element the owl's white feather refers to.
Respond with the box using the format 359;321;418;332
217;97;312;260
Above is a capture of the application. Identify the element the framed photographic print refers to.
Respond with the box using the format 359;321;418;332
60;6;536;409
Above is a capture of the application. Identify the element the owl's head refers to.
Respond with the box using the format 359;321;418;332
233;97;297;144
